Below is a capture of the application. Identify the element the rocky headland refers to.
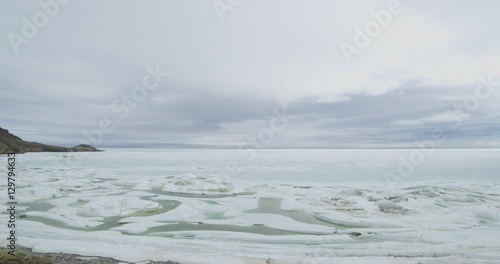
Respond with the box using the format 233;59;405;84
0;127;101;154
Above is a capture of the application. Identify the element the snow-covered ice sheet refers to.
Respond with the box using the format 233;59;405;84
1;149;500;263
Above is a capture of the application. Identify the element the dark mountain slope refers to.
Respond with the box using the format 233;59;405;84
0;127;101;154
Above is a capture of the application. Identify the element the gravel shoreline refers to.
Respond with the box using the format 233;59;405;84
0;247;180;264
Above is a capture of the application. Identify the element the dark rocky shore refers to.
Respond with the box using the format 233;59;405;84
0;246;180;264
0;127;101;154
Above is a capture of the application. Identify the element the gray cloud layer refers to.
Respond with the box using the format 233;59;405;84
1;0;499;148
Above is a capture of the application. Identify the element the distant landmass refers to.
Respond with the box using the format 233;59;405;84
0;127;101;154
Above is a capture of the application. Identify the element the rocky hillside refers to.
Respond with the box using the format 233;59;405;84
0;127;101;154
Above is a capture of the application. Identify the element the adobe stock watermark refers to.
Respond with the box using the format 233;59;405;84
385;75;499;190
339;0;409;64
178;104;295;221
215;104;295;185
50;64;169;169
213;0;243;21
83;64;169;148
7;0;71;54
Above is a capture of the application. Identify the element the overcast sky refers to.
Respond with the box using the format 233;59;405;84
1;0;499;148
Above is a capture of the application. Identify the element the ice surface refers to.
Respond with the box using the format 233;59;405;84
79;196;160;217
1;149;500;263
111;221;167;234
205;213;337;234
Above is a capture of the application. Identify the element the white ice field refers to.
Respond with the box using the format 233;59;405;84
1;149;500;264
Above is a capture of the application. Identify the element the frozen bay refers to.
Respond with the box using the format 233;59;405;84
1;149;499;263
